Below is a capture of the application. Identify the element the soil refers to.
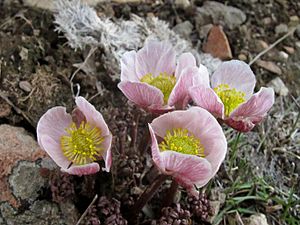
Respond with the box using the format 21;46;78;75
0;1;299;225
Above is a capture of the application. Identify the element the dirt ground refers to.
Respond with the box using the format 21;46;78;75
0;0;299;225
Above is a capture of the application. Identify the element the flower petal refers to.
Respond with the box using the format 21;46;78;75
226;87;275;132
40;135;70;169
192;64;210;88
101;133;113;172
175;53;196;79
159;151;212;188
37;106;72;146
151;107;227;174
211;60;256;99
75;97;110;137
136;40;176;77
62;162;100;175
118;81;164;110
168;67;199;109
189;85;224;118
120;50;139;82
148;124;165;172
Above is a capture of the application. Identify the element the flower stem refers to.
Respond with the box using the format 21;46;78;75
229;132;242;171
162;179;179;207
130;174;168;221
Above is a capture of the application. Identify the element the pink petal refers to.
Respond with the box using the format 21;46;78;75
168;67;199;109
189;85;224;118
151;107;227;174
75;97;110;137
40;135;70;169
174;53;196;79
227;87;275;132
62;162;100;175
37;106;72;146
192;64;210;88
136;40;176;77
120;51;139;82
101;133;113;172
118;81;164;110
159;151;212;188
211;60;256;99
148;124;165;172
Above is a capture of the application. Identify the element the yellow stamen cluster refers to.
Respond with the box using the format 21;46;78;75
159;128;205;157
214;84;246;116
140;73;176;104
61;122;104;165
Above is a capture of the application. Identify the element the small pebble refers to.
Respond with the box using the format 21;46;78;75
275;24;288;35
283;46;295;54
238;53;247;61
19;81;32;93
278;51;289;61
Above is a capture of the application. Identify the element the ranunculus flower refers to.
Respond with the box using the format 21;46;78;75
189;60;275;132
37;97;112;175
148;107;227;195
118;40;208;113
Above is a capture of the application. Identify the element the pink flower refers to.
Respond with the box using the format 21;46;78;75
118;40;208;113
189;60;275;132
148;107;227;196
37;97;112;175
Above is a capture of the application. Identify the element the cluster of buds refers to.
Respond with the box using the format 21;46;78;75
152;204;191;225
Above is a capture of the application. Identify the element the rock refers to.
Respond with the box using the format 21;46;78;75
296;41;300;50
19;47;29;61
262;17;272;25
244;213;269;225
290;15;299;23
283;46;295;54
267;77;289;96
173;21;193;39
210;187;226;205
202;25;232;60
0;200;78;225
198;24;213;39
255;40;269;52
275;23;288;35
278;51;289;61
0;124;48;207
174;0;191;9
256;60;282;75
0;99;11;118
195;1;246;30
9;161;48;202
208;201;221;223
238;53;248;61
19;81;32;93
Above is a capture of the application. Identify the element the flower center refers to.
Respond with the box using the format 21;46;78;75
214;84;246;117
159;128;205;157
140;73;176;104
61;122;104;165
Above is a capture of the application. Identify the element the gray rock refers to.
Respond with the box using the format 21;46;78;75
174;0;190;9
267;77;289;96
8;161;48;202
195;1;246;30
244;213;269;225
275;23;288;35
173;21;193;39
0;200;73;225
